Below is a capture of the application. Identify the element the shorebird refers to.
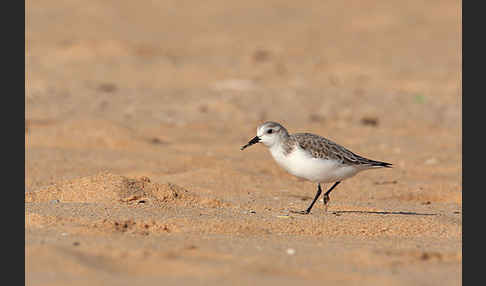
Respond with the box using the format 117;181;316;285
241;121;392;214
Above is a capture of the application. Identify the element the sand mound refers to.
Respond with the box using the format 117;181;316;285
25;172;226;208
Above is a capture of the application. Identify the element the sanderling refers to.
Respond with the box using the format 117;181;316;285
241;121;392;214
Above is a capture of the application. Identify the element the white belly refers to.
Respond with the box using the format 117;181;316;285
269;146;360;183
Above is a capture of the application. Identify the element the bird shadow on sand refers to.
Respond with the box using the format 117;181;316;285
330;210;437;216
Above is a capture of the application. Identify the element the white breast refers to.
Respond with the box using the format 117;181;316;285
269;145;360;183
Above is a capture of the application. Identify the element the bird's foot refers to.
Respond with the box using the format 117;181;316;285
323;194;331;212
290;209;311;215
323;194;330;205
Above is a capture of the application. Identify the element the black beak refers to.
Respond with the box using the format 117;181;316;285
240;136;261;150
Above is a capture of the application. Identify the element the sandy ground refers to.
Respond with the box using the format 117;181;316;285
26;0;462;285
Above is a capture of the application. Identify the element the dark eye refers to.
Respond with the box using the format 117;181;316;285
267;129;273;134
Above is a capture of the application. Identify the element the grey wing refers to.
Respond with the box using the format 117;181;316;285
293;133;388;167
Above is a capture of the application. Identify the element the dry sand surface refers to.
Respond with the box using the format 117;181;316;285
26;0;462;285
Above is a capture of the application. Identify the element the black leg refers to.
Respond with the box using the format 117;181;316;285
290;183;322;215
323;181;341;212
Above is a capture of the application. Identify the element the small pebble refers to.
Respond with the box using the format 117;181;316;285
360;117;379;126
97;82;117;93
309;113;325;123
286;248;296;255
253;49;271;62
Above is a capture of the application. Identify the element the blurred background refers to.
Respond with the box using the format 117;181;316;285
26;0;461;188
26;0;461;285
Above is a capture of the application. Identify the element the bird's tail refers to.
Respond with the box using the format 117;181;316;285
367;160;392;168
